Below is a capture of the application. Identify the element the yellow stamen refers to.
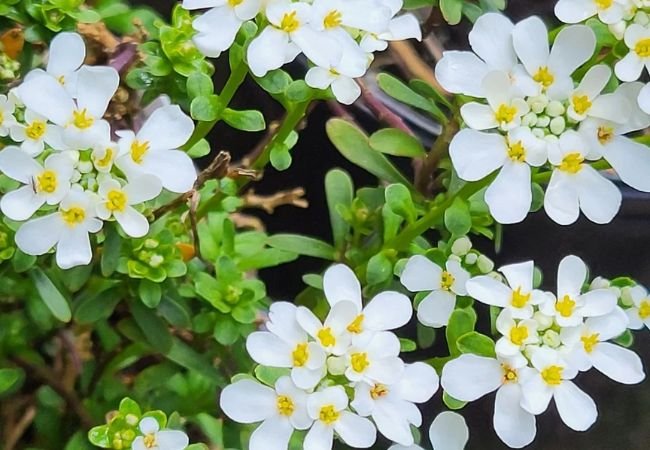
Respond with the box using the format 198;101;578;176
555;295;576;318
57;75;66;85
502;365;518;383
94;147;114;169
25;120;47;140
227;0;243;6
507;140;526;163
280;11;300;33
541;365;563;386
292;342;309;367
533;66;554;88
106;190;127;213
638;300;650;319
35;169;58;194
509;324;529;346
350;352;369;373
597;125;614;145
347;314;364;334
72;109;94;130
441;271;455;291
61;206;86;226
581;333;600;353
317;327;336;347
323;10;343;29
277;395;295;416
595;0;613;9
319;405;340;424
572;94;592;115
511;287;531;308
370;384;389;399
495;104;518;124
559;152;584;174
635;38;650;58
130;140;150;164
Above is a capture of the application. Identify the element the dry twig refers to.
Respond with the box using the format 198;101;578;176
242;188;309;214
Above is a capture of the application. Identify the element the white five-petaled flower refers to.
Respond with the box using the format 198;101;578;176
351;362;439;446
116;105;196;194
520;347;597;432
561;308;646;384
544;130;622;225
442;354;537;448
246;301;327;389
26;32;86;96
183;0;261;58
220;377;312;450
96;176;162;238
339;331;404;384
540;255;617;327
18;65;118;149
359;0;421;53
615;24;650;82
450;126;546;224
10;109;65;156
513;18;596;100
132;417;189;450
323;264;413;336
296;301;357;355
466;260;546;319
305;386;376;450
566;65;630;123
92;142;119;173
15;189;103;269
0;94;17;137
0;146;74;221
555;0;627;25
400;255;470;328
495;309;539;364
626;284;650;330
428;411;470;450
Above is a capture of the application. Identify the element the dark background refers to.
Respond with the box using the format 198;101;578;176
134;1;650;448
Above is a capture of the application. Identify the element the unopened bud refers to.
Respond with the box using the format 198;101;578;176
522;112;538;127
550;116;566;135
536;115;551;128
528;95;549;114
533;311;554;331
542;329;562;348
464;252;478;265
546;100;565;117
477;255;494;274
451;236;472;256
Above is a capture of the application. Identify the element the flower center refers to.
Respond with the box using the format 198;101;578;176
35;169;58;194
319;405;340;424
441;271;455;291
595;0;613;9
276;395;295;416
494;104;517;124
106;190;128;213
317;327;336;347
95;147;114;169
597;125;614;144
0;111;4;124
572;94;592;115
510;287;531;308
25;120;47;140
347;314;364;334
61;206;86;226
72;109;94;130
130;140;150;164
370;384;389;399
292;342;309;367
533;66;554;88
227;0;243;6
143;433;157;448
509;324;529;346
280;11;300;33
541;365;563;386
559;152;584;174
502;365;518;383
350;352;370;372
555;295;576;318
323;10;342;29
57;75;66;85
507;140;526;162
635;38;650;58
639;300;650;319
581;333;600;353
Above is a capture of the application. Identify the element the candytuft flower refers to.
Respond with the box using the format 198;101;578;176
132;417;189;450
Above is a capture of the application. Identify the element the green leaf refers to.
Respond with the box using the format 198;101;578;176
119;397;142;416
366;252;393;285
446;308;477;357
385;183;416;222
187;72;214;99
192;414;223;446
88;425;111;448
325;169;353;249
456;331;496;357
285;80;315;102
255;366;290;387
222;108;266;131
0;368;23;394
443;391;467;410
101;225;121;277
187;138;211;158
326;119;411;185
73;280;121;324
130;300;173;353
30;268;71;322
166;338;225;383
369;128;426;157
139;279;162;308
376;73;445;121
440;0;463;25
399;338;417;352
270;143;292;171
255;69;293;95
213;319;239;346
444;197;472;236
614;329;634;348
190;95;220;121
12;249;36;273
267;234;335;260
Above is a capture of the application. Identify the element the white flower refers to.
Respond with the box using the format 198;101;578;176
0;146;74;221
513;18;596;99
540;255;617;327
305;386;376;450
116;105;196;194
339;331;404;384
322;264;413;336
450;126;546;224
96;176;162;238
310;0;391;34
296;301;357;355
246;1;341;77
543;130;621;225
428;411;469;450
400;255;470;328
15;189;103;269
25;32;86;96
359;12;421;53
466;260;545;319
220;377;312;450
555;0;626;25
441;354;537;448
18;66;118;149
520;347;597;432
92;142;119;173
351;362;439;446
247;302;327;389
561;308;646;384
132;417;189;450
615;24;650;82
0;94;17;137
637;81;650;114
9;109;65;156
184;0;261;58
566;65;630;123
626;284;650;330
495;309;539;363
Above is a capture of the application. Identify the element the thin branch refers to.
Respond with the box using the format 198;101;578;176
414;118;459;196
5;405;36;450
242;188;309;214
357;80;414;134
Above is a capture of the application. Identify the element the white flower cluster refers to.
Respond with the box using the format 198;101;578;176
436;254;646;448
436;13;650;225
219;264;442;449
0;33;197;269
182;0;421;104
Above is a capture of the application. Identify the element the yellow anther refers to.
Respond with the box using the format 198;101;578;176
228;0;243;6
511;287;531;308
323;10;343;29
95;147;114;168
370;384;389;399
581;333;600;353
495;104;517;124
639;300;650;319
57;75;66;85
292;342;309;367
106;190;128;213
25;120;47;140
541;365;563;385
509;324;529;346
507;140;526;162
280;11;300;33
350;352;370;373
441;271;455;291
130;140;150;164
595;0;613;9
533;66;555;88
277;395;295;416
319;405;340;424
572;94;592;115
36;169;58;194
317;327;336;347
555;295;576;318
72;109;94;129
347;314;364;334
597;125;614;144
559;152;584;174
502;365;518;383
61;206;86;226
635;38;650;57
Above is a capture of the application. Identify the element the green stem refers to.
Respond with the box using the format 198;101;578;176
182;61;249;151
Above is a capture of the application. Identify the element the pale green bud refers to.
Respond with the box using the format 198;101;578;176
78;160;93;174
149;254;164;268
621;286;635;307
144;239;159;249
550;116;566;135
522;112;538;127
545;100;565;117
542;329;562;348
477;255;494;274
464;252;478;265
533;311;554;331
448;254;462;263
71;170;82;183
536;115;551;128
532;128;545;139
451;236;472;256
528;95;549;114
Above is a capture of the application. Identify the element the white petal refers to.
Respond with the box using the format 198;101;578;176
553;381;597;431
615;52;644;82
435;51;488;97
193;7;242;58
292;366;324;390
364;291;412;331
400;255;442;292
386;14;421;41
331;76;361;105
56;226;93;269
115;207;149;238
575;165;621;224
139;417;160;434
460;103;498;130
468;13;516;71
334;411;377;448
485;161;531;224
17;76;74;126
304;421;333;450
512;17;550;76
500;260;534;292
123;174;163;204
493;384;536;449
247;27;292;77
396;362;440;403
557;254;586;297
183;0;222;8
602;136;650;192
267;302;306;345
323;264;362;309
590;342;645;384
1;186;44;221
141;150;197;193
417;290;456;328
441;354;502;401
47;32;85;76
219;379;276;423
429;411;469;450
449;129;506;181
234;0;261;20
138;105;195;151
291;27;341;71
156;430;189;450
637;82;650;115
590;93;630;123
520;375;553;415
576;64;611;98
76;66;119;118
579;289;617;317
554;0;597;24
544;169;580;225
246;331;292;367
548;25;596;77
372;403;414;446
0;146;42;182
466;276;511;308
305;67;334;90
250;417;294;450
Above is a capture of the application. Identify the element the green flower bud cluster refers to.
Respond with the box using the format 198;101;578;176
118;230;187;282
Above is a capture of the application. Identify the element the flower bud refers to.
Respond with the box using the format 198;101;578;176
533;311;554;331
528;95;548;114
545;100;565;117
451;236;472;256
327;356;346;375
522;112;538;127
549;116;566;135
609;21;627;40
589;276;610;290
532;128;545;139
536;115;551;128
71;170;82;183
464;252;478;265
621;286;635;307
77;160;93;174
477;255;494;274
144;239;159;249
542;329;562;348
149;254;164;268
448;254;462;263
635;11;650;26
